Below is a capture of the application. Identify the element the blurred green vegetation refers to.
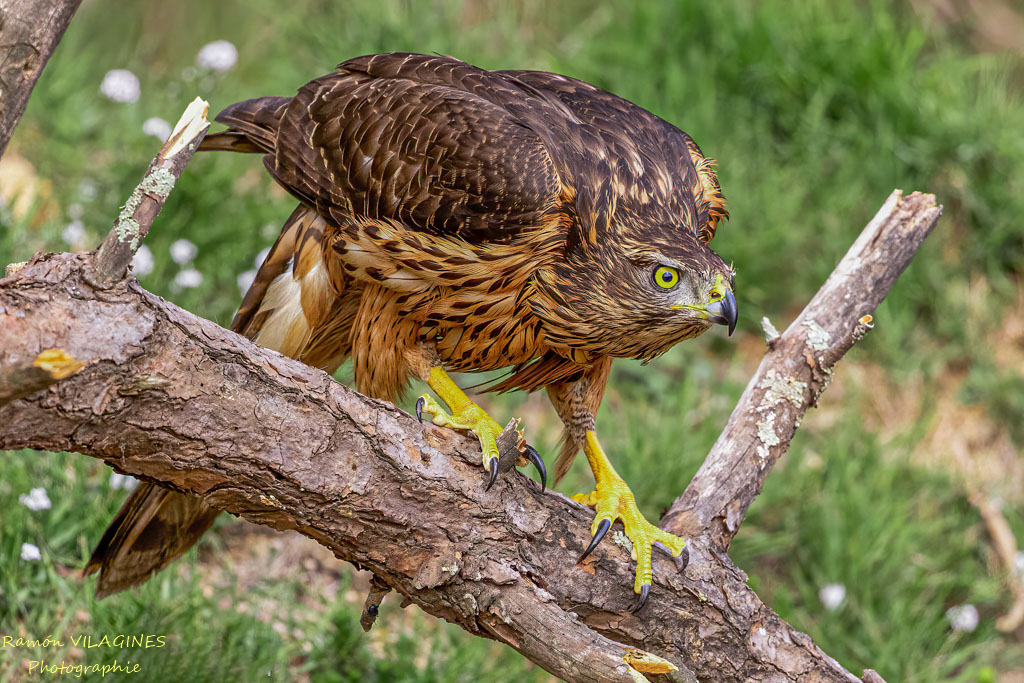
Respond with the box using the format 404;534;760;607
2;0;1023;680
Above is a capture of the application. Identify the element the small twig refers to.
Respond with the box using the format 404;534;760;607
0;348;83;407
970;494;1024;632
360;575;392;632
88;97;210;287
661;191;942;549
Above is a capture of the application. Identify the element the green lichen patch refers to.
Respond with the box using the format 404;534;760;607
804;319;831;351
113;167;177;249
759;369;806;409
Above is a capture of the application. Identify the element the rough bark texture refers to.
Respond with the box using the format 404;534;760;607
1;251;869;683
660;191;943;550
0;0;82;158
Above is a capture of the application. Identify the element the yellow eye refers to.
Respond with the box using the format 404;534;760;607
653;266;680;290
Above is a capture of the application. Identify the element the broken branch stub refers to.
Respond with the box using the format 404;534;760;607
88;97;210;287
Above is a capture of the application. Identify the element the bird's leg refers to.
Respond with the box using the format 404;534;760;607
573;431;687;612
409;348;545;490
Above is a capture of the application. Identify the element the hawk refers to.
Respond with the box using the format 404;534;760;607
87;53;736;611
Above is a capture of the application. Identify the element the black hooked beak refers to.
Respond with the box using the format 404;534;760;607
705;289;738;336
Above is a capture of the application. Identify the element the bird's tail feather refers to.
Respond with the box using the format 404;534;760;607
198;96;291;155
84;485;218;598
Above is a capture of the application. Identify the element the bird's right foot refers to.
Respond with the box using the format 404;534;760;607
573;432;687;612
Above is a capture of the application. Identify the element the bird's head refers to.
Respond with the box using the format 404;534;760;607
647;237;737;336
532;227;737;361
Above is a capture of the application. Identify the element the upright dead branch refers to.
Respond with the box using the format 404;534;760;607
0;0;82;158
661;191;942;550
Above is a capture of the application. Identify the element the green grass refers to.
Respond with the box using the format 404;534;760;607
3;0;1024;680
734;417;1009;681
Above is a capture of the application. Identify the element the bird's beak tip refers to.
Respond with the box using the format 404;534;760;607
727;289;737;336
705;289;738;336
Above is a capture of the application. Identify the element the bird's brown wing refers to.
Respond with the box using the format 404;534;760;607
268;53;565;245
499;69;728;244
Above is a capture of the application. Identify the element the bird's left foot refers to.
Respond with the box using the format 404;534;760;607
415;366;545;490
573;475;687;613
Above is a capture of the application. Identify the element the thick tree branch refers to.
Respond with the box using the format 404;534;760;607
1;251;867;683
0;0;82;158
661;191;942;551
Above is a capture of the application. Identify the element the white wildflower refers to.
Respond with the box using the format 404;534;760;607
78;180;98;201
254;247;271;268
61;220;86;247
109;472;139;492
946;604;979;632
19;487;51;512
131;244;154;276
142;117;172;142
170;238;198;264
21;543;41;561
68;203;84;220
818;583;846;611
237;269;257;295
173;268;203;289
100;69;140;103
196;41;238;72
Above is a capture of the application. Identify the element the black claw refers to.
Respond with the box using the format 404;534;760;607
525;445;546;492
631;584;650;613
484;457;499;491
415;397;426;423
654;542;690;572
577;518;611;564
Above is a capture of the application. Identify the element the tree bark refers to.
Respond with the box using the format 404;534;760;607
0;0;82;158
660;190;943;550
0;188;939;682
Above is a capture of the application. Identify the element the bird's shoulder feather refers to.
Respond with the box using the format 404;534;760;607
270;53;568;245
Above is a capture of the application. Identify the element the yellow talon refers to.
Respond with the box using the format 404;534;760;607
416;366;548;491
416;392;502;468
574;431;686;610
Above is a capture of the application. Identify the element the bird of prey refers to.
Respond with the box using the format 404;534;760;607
87;53;736;611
